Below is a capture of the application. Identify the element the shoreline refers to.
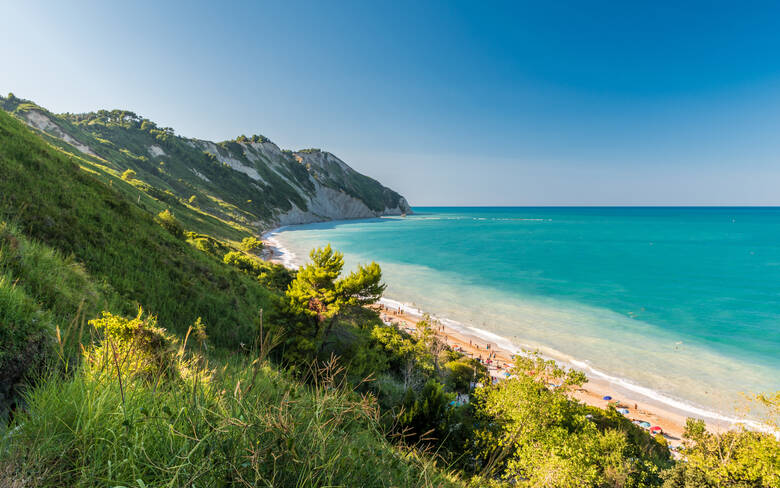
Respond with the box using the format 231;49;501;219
261;224;766;446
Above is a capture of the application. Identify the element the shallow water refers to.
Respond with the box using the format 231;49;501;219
272;207;780;421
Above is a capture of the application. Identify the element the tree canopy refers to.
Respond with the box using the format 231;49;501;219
286;245;385;352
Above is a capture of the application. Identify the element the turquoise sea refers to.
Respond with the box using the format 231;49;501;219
271;207;780;422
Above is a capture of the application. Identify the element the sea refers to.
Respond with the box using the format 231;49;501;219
269;207;780;425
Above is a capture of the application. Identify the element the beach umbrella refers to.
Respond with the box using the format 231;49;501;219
617;408;630;415
602;396;612;400
639;421;651;428
650;426;663;435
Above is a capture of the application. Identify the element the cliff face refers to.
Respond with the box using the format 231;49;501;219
191;140;410;226
0;95;411;231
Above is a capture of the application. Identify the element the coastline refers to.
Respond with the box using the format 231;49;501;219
262;224;765;446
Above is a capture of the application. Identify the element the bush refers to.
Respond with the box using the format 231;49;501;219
154;209;183;238
399;379;454;443
661;418;780;487
224;250;293;291
191;236;216;254
240;236;263;253
85;310;198;384
444;360;475;392
120;169;136;181
223;250;261;274
185;232;229;258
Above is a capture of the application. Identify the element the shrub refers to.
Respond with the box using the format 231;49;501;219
154;209;183;238
655;433;668;449
223;250;261;274
444;360;475;392
398;379;454;443
191;236;215;254
120;169;136;181
223;250;293;291
240;236;263;253
661;418;780;487
86;310;204;385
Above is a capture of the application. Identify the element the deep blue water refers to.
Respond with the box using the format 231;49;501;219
274;207;780;418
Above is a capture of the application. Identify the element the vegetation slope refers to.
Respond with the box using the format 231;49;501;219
0;93;410;236
0;108;455;487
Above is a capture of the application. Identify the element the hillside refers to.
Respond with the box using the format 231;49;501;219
0;107;457;486
0;94;411;236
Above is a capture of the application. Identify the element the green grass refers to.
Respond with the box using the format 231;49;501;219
1;357;457;487
0;109;274;349
0;221;99;416
0;274;54;417
0;307;459;487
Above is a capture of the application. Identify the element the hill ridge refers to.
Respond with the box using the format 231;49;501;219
0;94;411;232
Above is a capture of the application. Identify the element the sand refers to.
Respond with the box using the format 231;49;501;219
371;303;703;447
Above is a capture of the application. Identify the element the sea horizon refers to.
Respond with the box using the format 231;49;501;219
270;206;780;427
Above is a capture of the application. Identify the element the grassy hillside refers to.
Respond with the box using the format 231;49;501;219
0;106;458;487
0;109;272;349
0;94;410;234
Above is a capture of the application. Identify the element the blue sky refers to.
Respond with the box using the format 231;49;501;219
3;1;780;205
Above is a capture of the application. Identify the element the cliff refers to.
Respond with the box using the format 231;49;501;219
0;94;411;232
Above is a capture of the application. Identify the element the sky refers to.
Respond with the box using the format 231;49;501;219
2;1;780;205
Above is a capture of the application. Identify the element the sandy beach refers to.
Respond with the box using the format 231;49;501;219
371;303;694;447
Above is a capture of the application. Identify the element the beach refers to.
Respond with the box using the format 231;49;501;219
265;229;734;448
370;301;698;446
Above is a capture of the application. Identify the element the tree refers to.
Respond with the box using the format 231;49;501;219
469;352;666;487
371;324;432;390
399;379;454;441
240;236;263;253
286;245;385;355
445;360;475;392
414;314;447;372
661;417;780;488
